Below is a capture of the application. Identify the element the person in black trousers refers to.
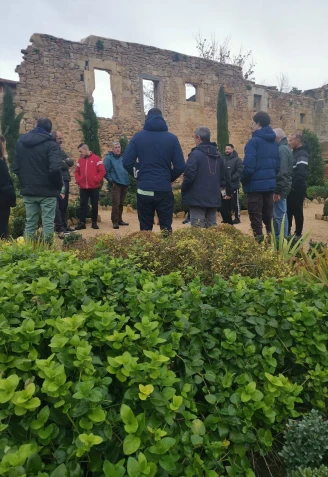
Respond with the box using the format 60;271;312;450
0;135;16;238
51;131;74;231
287;132;309;238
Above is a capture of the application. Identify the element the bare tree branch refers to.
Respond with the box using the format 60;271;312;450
194;33;256;81
276;72;290;93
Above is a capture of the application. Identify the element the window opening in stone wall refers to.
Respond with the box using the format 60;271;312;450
80;74;84;82
254;94;262;112
142;79;157;114
185;83;197;102
226;94;233;107
93;69;113;119
300;113;306;124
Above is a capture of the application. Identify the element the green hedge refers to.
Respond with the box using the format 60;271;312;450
0;244;328;476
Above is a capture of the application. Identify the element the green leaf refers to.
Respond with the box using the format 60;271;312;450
191;434;203;445
205;394;217;404
191;419;206;436
88;407;106;423
123;435;141;455
224;329;236;343
26;453;42;474
121;404;138;433
149;437;176;455
127;457;140;477
222;372;234;389
0;374;20;403
50;464;67;477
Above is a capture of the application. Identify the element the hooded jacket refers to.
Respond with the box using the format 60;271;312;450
223;150;243;190
75;153;106;189
181;142;227;208
61;150;74;182
13;127;63;197
0;159;16;208
291;146;309;193
123;115;185;191
241;126;280;193
275;137;293;198
103;151;130;186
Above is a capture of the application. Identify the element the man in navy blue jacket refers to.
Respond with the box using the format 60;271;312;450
123;108;185;231
241;112;280;239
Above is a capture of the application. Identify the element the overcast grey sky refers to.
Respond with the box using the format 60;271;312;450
1;0;327;91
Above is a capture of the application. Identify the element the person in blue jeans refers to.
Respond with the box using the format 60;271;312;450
273;128;293;238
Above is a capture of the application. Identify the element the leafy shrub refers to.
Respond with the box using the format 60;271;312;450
300;248;328;287
280;410;328;474
9;198;26;238
324;199;328;217
291;467;328;477
62;232;83;247
307;185;328;200
302;129;324;186
0;245;328;476
68;227;291;282
173;190;188;215
67;198;92;220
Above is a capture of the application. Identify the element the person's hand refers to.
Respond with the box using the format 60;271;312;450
224;196;231;200
60;194;65;199
273;193;280;203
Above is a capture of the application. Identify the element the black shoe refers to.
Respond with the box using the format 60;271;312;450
91;223;99;230
75;223;86;230
119;221;129;226
232;218;241;224
182;219;190;224
113;223;119;230
65;226;75;232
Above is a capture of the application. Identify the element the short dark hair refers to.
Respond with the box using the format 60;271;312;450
147;108;162;118
253;112;271;128
226;143;234;149
37;118;52;133
295;131;303;143
78;143;86;149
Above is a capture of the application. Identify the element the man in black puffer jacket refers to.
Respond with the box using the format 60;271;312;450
13;118;62;241
182;127;227;228
287;132;309;238
220;143;243;225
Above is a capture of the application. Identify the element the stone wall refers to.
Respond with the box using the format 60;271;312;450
15;33;322;163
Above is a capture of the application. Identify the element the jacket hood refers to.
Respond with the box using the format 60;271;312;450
143;115;168;132
253;126;276;142
196;142;219;160
225;150;238;159
294;145;309;153
20;127;54;148
279;137;288;147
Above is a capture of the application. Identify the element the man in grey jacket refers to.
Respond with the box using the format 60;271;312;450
273;128;293;238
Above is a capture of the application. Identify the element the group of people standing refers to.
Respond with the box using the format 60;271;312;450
0;108;308;241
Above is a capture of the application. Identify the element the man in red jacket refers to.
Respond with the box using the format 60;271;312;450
75;143;105;230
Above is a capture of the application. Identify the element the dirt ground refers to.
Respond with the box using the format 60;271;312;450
74;202;328;244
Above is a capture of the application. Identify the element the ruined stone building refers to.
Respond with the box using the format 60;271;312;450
10;33;328;163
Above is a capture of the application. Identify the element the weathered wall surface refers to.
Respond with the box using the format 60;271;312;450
15;33;320;162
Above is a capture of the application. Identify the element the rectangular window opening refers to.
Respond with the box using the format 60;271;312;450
226;93;233;107
93;69;113;119
300;113;306;124
254;94;262;112
142;79;157;115
185;83;197;102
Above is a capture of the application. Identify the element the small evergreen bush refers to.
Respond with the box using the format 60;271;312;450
280;410;328;474
291;466;328;477
323;199;328;217
302;129;324;186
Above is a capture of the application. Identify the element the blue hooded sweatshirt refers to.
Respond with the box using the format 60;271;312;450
241;126;280;193
123;115;185;191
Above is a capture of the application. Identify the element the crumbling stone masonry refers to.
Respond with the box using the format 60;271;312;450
15;33;328;166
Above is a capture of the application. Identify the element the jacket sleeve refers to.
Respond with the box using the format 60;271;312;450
219;156;230;192
181;152;198;191
75;159;81;184
171;138;185;182
275;147;288;195
0;160;16;206
241;139;257;185
292;153;309;189
13;142;20;176
48;142;63;190
103;155;113;183
231;157;244;184
123;138;138;176
63;153;74;168
95;158;106;183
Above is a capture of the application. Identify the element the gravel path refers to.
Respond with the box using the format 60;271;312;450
75;202;328;244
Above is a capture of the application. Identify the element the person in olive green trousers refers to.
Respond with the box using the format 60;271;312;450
273;128;293;238
13;118;62;241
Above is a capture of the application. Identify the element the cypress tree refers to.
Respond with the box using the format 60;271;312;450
302;128;324;186
217;86;229;154
77;97;101;156
1;85;24;172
